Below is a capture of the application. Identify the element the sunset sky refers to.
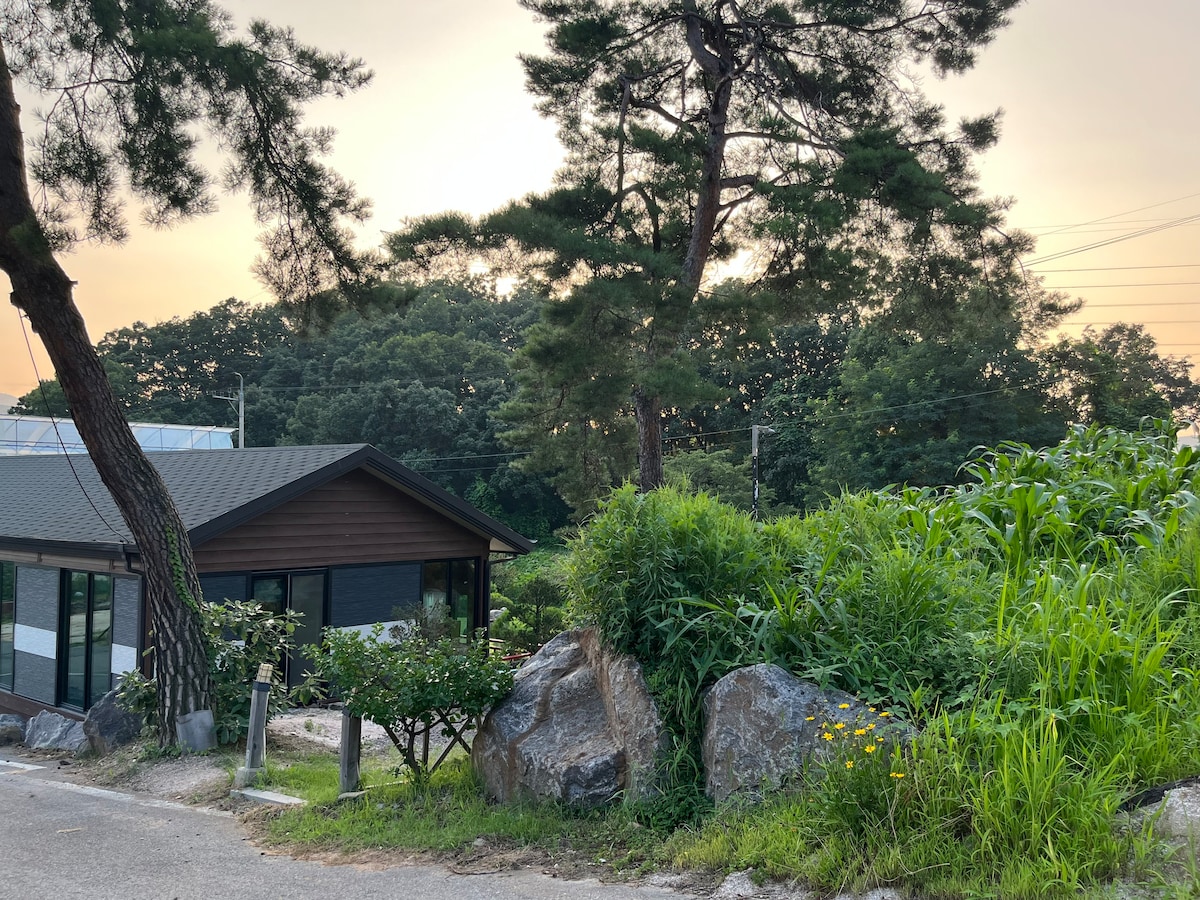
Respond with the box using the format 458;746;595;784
3;0;1199;400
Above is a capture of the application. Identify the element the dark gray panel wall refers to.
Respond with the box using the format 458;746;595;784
13;651;55;705
200;575;248;605
330;563;421;627
112;576;141;648
14;566;58;630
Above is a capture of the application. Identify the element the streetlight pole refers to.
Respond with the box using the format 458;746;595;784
751;424;775;520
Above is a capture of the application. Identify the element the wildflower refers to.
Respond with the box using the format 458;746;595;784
879;711;892;717
838;703;850;709
890;772;905;779
822;732;834;741
834;722;846;730
866;723;876;731
805;716;815;721
845;760;854;769
854;728;867;736
864;744;876;754
877;736;884;742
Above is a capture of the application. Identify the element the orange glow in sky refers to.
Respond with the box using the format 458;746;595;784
3;0;1198;400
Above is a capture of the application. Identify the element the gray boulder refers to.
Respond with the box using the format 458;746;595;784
473;628;666;807
0;713;27;745
83;688;144;755
24;710;87;753
703;663;913;802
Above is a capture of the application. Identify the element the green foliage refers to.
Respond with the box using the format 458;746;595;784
489;550;570;653
570;421;1200;895
119;599;318;746
318;621;514;783
1042;323;1200;429
395;0;1028;494
570;484;785;762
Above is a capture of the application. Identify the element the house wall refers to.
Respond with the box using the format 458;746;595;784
12;566;58;705
2;559;141;712
192;469;489;572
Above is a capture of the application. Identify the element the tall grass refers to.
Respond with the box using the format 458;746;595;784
572;422;1200;896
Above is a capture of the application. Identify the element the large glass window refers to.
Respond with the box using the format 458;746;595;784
250;571;326;689
60;571;113;710
1;562;14;691
422;559;477;637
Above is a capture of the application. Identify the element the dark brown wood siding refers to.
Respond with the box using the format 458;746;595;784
192;469;489;572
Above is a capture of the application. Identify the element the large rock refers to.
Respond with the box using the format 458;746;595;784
83;688;144;755
703;663;913;802
473;628;666;807
0;714;27;745
24;710;87;753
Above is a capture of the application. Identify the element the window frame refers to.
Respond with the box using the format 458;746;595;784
58;569;114;711
0;561;14;692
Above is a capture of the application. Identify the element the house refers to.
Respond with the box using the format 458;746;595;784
0;444;533;718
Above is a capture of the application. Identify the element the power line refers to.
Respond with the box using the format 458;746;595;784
1021;191;1200;242
1024;212;1200;267
1031;263;1200;274
1042;281;1200;289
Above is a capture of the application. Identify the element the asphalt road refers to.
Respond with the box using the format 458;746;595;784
0;756;694;900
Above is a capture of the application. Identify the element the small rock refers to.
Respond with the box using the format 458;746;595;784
0;714;27;745
83;688;144;756
24;711;87;753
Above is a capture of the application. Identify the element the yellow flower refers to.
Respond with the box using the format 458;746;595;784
822;732;834;741
877;736;884;742
845;760;854;769
838;703;851;709
834;722;846;730
854;728;867;736
890;772;905;779
879;711;892;717
866;723;876;731
864;744;876;753
805;716;815;721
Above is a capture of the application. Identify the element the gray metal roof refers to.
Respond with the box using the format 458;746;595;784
0;444;533;556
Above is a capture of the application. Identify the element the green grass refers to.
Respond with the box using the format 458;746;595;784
257;756;669;869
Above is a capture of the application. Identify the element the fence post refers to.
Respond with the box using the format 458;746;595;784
339;707;362;795
233;663;274;788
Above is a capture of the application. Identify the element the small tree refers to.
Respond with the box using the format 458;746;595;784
319;620;514;783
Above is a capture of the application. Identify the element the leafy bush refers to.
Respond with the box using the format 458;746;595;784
318;621;514;783
119;599;319;746
489;550;570;652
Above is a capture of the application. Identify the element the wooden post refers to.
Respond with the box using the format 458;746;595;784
339;707;362;795
233;663;273;789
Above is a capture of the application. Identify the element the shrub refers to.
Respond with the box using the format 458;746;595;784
318;621;514;783
489;550;569;652
119;599;319;746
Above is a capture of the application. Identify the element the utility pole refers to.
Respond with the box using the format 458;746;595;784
214;372;245;448
751;424;775;520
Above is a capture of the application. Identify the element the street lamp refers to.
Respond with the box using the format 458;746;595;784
751;424;775;520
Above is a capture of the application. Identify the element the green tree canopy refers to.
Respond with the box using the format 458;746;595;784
1042;323;1200;431
392;0;1028;499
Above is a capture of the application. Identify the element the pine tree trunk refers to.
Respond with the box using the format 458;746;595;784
634;389;664;491
0;42;211;746
626;5;736;493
